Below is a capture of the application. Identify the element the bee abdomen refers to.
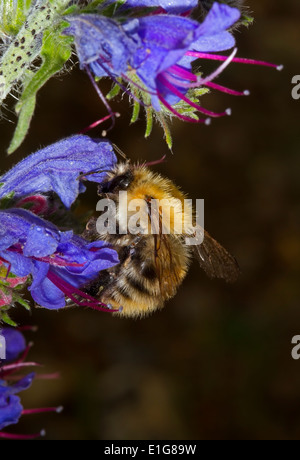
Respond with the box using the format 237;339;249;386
100;253;163;317
140;263;158;282
131;252;158;283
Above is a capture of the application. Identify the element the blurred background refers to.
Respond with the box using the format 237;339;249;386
1;0;300;440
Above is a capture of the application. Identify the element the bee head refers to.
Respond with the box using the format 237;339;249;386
98;163;134;195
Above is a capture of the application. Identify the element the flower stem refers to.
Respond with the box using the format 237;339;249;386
0;0;70;104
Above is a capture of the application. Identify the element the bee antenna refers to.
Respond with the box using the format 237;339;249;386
77;169;111;181
141;155;167;168
112;144;128;160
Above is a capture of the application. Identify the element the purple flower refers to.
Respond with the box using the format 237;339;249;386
104;0;198;13
126;2;281;120
0;373;35;431
0;135;120;312
0;135;117;209
65;2;281;125
64;3;240;121
0;328;63;439
1;328;26;362
0;208;119;310
127;2;240;115
64;15;140;79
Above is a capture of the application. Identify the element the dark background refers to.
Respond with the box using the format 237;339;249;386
1;0;300;440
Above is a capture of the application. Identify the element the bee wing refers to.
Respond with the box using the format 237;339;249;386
149;199;188;298
153;231;184;298
193;228;240;283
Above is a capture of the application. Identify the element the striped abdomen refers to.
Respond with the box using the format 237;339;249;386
93;234;190;317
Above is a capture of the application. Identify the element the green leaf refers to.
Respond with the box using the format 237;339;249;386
14;295;31;311
145;107;153;138
0;191;15;209
242;14;254;27
87;0;126;16
106;82;122;100
7;84;36;155
8;21;73;153
1;312;17;327
131;99;140;124
158;114;172;150
0;0;33;36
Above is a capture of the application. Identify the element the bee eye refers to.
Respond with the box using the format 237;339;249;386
98;171;133;194
118;177;131;189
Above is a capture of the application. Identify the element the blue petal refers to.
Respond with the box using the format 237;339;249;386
198;3;241;36
0;208;60;258
105;0;198;14
9;373;35;395
64;15;140;78
192;31;236;52
0;394;23;430
29;261;49;291
0;250;33;277
64;246;119;282
0;136;117;208
30;274;66;310
131;15;202;88
23;226;59;258
0;212;29;250
1;328;26;362
49;241;119;291
107;0;198;13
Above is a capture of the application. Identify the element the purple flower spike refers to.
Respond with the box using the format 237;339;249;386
129;3;240;111
66;2;281;128
1;328;26;362
0;327;66;439
0;208;119;310
0;135;117;209
64;2;242;123
0;373;35;430
104;0;198;13
64;15;140;78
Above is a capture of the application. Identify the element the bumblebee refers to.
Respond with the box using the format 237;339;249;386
83;161;240;318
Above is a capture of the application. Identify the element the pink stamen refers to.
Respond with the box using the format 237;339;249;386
3;372;60;381
169;65;197;82
158;92;211;125
159;74;230;118
185;51;283;71
199;48;238;85
7;245;85;268
168;49;239;90
17;325;38;332
22;406;63;415
0;430;46;440
16;195;48;215
2;343;34;378
34;255;85;268
34;372;60;380
46;270;119;313
85;65;117;136
205;81;249;96
17;343;32;363
1;362;41;372
79;113;120;135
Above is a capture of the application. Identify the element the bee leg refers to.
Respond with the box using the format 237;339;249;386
129;235;142;255
82;216;98;240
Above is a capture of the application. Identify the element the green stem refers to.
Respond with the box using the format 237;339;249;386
0;0;70;104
